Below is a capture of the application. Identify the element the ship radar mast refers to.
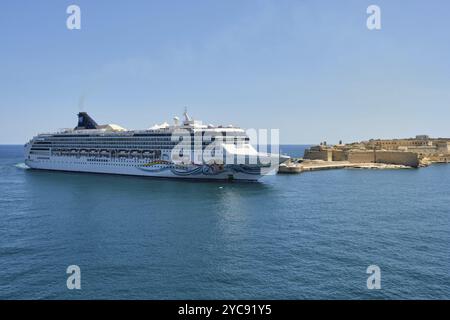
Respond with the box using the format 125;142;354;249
184;106;192;122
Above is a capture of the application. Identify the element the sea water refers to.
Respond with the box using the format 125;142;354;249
0;145;449;299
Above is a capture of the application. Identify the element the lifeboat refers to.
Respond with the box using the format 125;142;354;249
118;150;129;158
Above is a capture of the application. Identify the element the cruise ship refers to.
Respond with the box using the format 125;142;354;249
25;112;287;181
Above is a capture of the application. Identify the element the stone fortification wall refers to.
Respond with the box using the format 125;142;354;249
303;149;332;161
375;151;419;167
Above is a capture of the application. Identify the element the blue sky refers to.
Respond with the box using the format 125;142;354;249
1;0;449;144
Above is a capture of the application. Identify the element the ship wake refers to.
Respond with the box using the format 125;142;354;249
14;163;30;170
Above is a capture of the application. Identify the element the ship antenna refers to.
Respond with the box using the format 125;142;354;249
184;106;191;122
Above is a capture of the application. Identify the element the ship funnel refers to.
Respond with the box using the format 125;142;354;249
75;112;99;130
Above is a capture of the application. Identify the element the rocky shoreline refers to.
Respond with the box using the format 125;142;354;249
278;159;413;174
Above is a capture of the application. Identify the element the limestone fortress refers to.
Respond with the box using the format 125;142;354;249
303;135;450;168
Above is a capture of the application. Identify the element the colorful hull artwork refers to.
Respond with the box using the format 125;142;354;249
138;161;262;176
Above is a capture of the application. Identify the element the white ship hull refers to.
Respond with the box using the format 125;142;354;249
25;158;265;181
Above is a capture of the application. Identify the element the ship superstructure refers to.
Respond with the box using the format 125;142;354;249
24;112;286;181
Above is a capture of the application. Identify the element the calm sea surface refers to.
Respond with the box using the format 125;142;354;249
0;145;449;299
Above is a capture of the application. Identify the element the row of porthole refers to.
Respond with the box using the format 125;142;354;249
41;161;141;167
35;161;174;169
53;157;154;163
